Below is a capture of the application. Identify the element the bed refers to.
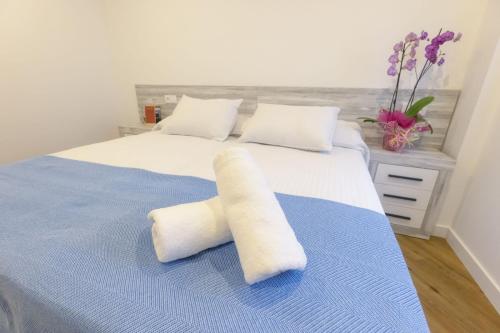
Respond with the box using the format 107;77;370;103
0;131;429;332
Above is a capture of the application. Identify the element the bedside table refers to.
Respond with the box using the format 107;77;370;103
118;123;155;137
368;145;455;239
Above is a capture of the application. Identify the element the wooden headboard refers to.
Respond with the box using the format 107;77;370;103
135;85;459;150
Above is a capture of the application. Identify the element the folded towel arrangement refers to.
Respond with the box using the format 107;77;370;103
148;197;231;263
149;147;307;284
213;148;307;284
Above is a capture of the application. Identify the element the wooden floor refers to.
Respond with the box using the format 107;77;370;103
397;235;500;333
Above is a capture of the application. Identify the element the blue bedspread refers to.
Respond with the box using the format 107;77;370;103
0;156;428;332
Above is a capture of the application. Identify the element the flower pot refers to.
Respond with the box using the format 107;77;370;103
382;133;406;152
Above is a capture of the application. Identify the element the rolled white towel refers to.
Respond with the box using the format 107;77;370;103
213;147;307;284
148;197;232;263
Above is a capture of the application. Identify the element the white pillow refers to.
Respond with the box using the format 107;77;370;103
161;95;242;141
334;120;370;163
239;103;340;152
152;117;169;131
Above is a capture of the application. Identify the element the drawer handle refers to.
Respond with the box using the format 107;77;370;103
386;213;411;221
388;174;423;182
383;194;417;202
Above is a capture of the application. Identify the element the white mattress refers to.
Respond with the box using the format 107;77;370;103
53;132;383;214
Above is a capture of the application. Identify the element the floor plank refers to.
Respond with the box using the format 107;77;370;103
396;235;500;333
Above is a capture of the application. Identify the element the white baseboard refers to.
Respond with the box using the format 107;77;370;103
447;229;500;313
432;224;450;238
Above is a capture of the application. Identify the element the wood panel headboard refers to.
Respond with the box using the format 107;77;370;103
135;85;459;150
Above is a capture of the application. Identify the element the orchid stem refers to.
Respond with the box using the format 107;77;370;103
391;44;408;112
406;60;432;112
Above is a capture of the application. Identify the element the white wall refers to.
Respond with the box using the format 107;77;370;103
102;0;486;126
0;0;119;164
446;38;500;312
443;0;500;157
437;0;500;231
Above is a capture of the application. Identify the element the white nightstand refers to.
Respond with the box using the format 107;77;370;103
118;123;155;137
368;145;455;239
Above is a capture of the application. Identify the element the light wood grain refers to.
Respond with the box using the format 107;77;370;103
135;85;460;150
370;145;455;170
397;235;500;333
118;124;154;137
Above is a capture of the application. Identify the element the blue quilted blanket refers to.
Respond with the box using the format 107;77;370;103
0;156;428;332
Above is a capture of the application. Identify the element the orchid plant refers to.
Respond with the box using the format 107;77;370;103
361;29;462;151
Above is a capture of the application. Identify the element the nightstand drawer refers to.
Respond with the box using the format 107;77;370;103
375;183;432;210
383;204;426;229
375;163;438;190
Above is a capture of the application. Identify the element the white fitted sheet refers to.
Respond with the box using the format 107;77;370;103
53;132;383;214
